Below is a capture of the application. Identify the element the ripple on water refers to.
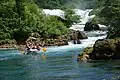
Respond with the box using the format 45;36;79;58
0;49;120;80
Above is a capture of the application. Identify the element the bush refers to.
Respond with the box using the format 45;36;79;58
0;0;69;44
63;8;81;28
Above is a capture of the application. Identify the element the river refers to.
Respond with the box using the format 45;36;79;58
0;45;120;80
0;31;119;80
0;9;120;80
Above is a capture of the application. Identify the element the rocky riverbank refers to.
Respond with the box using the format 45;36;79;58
0;29;88;49
25;29;87;46
77;38;120;61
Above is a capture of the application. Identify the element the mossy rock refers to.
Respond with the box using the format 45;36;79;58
84;21;100;31
77;47;93;61
80;47;93;55
91;38;120;60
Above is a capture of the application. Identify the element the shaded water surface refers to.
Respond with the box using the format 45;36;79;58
0;48;120;80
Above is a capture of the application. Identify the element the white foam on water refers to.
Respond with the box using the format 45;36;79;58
74;9;92;24
98;24;107;28
43;9;97;31
70;9;95;31
43;9;64;18
0;9;107;57
70;24;85;31
42;9;107;53
45;35;106;53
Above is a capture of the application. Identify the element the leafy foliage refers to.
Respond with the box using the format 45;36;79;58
63;7;81;28
0;0;72;44
91;0;120;38
35;0;99;9
35;0;69;9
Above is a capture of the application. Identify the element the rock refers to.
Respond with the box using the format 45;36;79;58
77;47;93;61
107;30;120;39
31;32;40;38
100;27;108;31
73;40;81;44
77;40;81;44
26;32;68;46
91;39;116;60
69;29;88;44
40;38;68;46
73;40;76;44
76;30;88;39
84;21;100;31
24;30;87;46
114;41;120;59
91;38;120;60
68;29;87;44
78;38;120;61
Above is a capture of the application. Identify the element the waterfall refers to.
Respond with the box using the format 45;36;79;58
70;9;95;31
74;9;92;24
43;9;64;18
69;9;107;47
42;9;107;50
43;9;95;31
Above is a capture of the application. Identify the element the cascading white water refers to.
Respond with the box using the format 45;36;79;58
43;9;95;31
70;9;95;31
43;9;64;18
74;9;93;24
42;9;107;52
69;9;107;47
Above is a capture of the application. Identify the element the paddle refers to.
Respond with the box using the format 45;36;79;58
42;48;47;52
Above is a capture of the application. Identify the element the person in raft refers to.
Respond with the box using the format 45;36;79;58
25;42;42;52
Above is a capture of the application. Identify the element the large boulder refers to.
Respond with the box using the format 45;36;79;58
91;39;116;60
69;29;88;40
90;39;120;60
68;29;88;44
84;21;100;31
107;29;120;39
77;30;88;39
77;38;120;61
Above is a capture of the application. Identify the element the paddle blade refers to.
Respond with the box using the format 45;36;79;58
42;48;47;52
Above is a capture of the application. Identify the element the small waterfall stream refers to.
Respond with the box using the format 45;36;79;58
43;9;107;49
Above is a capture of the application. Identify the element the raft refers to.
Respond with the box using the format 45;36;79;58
24;49;40;55
24;48;47;55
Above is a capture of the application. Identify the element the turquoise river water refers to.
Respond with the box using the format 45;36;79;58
0;47;120;80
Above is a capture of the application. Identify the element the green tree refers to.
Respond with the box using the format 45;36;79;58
0;0;69;44
94;0;120;38
63;8;81;28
